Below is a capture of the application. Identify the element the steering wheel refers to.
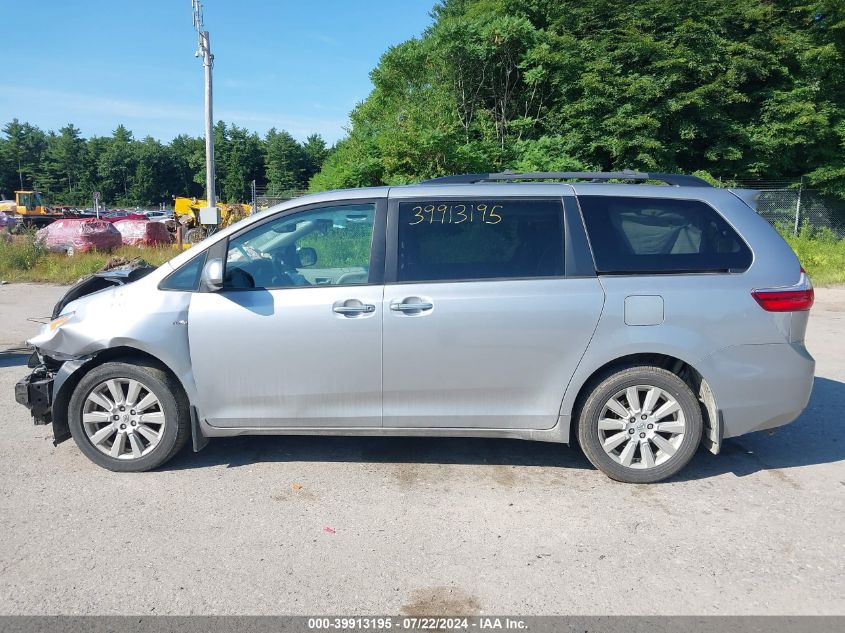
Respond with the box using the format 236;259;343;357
235;244;250;261
270;252;311;286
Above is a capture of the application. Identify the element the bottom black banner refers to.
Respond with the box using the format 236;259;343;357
0;616;840;633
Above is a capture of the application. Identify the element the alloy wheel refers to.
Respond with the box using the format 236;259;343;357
81;378;167;460
597;385;686;469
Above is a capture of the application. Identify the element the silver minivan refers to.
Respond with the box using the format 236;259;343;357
15;171;815;483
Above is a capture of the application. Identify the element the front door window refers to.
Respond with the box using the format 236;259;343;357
224;203;376;289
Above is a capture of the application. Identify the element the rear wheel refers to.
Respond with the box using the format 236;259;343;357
577;365;702;483
68;361;190;472
184;227;204;243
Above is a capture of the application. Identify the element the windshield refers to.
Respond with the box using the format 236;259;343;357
17;192;43;211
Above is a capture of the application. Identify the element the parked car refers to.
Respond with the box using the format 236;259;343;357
102;212;146;223
61;209;98;219
15;171;814;482
34;218;123;254
143;211;173;222
113;218;172;246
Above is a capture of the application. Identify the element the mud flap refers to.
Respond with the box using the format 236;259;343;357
702;409;724;455
191;406;208;452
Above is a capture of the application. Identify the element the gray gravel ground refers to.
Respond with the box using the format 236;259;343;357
0;283;842;615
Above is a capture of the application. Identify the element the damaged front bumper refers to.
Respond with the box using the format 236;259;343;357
14;352;78;445
15;362;54;425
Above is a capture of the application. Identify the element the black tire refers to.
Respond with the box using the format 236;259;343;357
576;365;702;483
184;227;204;243
68;361;190;472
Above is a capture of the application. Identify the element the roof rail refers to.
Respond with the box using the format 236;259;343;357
421;170;712;188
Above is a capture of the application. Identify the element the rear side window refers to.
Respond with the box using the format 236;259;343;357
578;196;752;274
397;199;564;282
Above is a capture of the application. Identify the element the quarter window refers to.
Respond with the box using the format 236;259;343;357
397;200;565;282
224;204;375;289
578;196;752;274
160;251;207;291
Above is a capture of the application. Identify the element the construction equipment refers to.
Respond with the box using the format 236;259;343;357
10;191;63;228
172;197;252;243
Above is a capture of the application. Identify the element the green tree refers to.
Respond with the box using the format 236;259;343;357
169;134;205;198
0;136;15;198
312;0;845;196
265;128;305;192
131;137;178;206
38;124;87;203
97;125;137;204
2;119;47;191
221;125;264;202
301;134;329;184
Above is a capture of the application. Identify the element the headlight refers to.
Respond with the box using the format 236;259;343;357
48;312;75;331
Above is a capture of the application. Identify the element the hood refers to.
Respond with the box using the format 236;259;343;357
30;272;155;359
51;261;157;319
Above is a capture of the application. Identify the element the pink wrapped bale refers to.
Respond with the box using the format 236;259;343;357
36;219;123;254
113;219;172;246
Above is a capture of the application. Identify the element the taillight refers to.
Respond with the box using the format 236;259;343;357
752;268;814;312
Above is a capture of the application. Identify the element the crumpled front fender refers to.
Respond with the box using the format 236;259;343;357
49;359;88;445
28;274;200;443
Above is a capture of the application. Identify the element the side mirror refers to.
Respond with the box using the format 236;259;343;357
297;246;317;267
200;257;224;291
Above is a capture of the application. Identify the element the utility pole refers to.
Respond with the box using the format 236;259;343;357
192;0;216;217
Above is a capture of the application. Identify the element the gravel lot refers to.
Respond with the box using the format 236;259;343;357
0;283;843;615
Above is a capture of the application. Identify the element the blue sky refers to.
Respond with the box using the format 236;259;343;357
0;0;434;144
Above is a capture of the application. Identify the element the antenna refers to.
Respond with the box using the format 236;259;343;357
191;0;207;59
191;0;216;215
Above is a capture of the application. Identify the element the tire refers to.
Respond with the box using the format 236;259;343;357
184;228;204;243
576;365;702;483
68;361;190;472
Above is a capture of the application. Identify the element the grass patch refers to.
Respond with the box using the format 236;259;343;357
776;223;845;286
0;232;180;284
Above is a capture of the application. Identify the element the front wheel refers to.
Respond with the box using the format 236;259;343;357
68;361;190;472
577;365;703;483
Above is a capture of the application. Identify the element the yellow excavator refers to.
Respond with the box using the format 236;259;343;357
0;191;63;228
172;197;252;243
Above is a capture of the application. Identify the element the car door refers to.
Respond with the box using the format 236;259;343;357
188;198;386;428
382;194;604;429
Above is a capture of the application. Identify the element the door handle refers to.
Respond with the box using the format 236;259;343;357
390;302;433;312
333;304;375;315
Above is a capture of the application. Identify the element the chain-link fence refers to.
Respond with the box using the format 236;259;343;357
733;179;845;238
251;184;307;214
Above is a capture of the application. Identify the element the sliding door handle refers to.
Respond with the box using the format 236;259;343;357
390;302;433;312
390;296;434;314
